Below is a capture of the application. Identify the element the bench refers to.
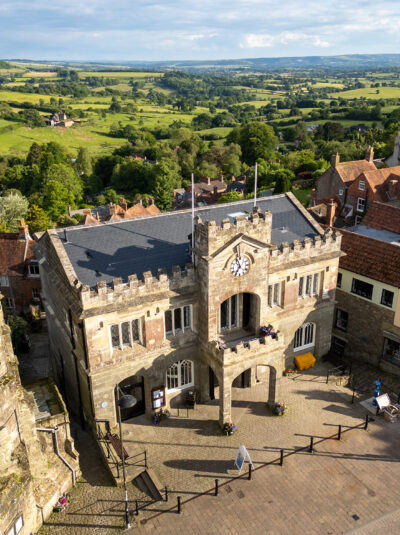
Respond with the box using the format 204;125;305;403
105;432;129;461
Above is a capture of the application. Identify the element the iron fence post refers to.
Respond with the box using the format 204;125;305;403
338;425;342;440
164;486;168;502
364;414;369;430
280;449;284;466
215;479;219;496
177;496;181;514
248;464;252;480
309;436;314;453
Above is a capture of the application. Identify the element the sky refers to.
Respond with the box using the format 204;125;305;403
1;0;400;62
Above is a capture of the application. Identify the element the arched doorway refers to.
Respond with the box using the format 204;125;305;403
219;292;260;339
117;375;145;421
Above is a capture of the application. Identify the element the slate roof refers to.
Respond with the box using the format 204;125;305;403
58;194;320;288
338;228;400;288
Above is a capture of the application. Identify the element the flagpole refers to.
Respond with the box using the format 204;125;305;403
191;172;194;263
253;161;258;208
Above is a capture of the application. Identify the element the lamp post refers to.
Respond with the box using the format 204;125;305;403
116;388;137;529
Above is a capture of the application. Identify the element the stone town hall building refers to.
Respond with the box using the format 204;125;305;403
35;193;342;429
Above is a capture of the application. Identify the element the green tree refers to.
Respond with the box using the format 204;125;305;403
26;205;50;233
43;163;83;202
274;170;293;194
0;192;29;232
75;147;92;176
41;180;74;221
217;191;241;204
229;122;278;164
152;159;181;211
26;142;42;167
20;109;45;127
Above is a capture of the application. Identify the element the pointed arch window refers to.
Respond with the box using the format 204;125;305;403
166;360;194;391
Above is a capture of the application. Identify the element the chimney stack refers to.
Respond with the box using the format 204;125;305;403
68;204;72;216
119;197;127;212
109;202;116;216
365;146;374;163
326;199;336;227
18;219;31;241
389;179;398;198
231;176;236;182
330;152;340;169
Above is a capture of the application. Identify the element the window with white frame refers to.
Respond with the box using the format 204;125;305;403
294;322;315;351
338;189;344;196
358;180;365;191
220;295;238;331
32;288;40;300
355;215;362;225
6;514;24;535
268;282;282;307
356;197;366;212
298;273;320;299
166;360;194;391
28;261;40;277
110;318;143;350
165;305;192;336
0;274;10;287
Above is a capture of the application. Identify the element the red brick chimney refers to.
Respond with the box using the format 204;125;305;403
199;176;211;185
18;219;31;241
326;199;336;227
330;152;340;169
365;146;374;163
119;197;127;211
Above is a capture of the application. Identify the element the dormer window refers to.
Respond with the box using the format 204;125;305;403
359;180;365;191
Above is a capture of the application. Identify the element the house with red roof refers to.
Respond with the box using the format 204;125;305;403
0;220;41;315
331;227;400;375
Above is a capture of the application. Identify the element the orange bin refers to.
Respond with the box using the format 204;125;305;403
294;352;316;371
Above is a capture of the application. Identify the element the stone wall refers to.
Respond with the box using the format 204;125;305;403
0;306;79;535
333;288;400;375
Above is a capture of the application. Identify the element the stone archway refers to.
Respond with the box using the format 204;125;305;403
218;362;279;426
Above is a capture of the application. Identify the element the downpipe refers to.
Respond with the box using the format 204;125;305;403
36;426;76;486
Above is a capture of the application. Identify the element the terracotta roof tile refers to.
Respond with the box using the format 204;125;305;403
338;228;400;287
335;160;376;183
361;202;400;234
145;204;161;215
0;233;35;276
124;203;148;218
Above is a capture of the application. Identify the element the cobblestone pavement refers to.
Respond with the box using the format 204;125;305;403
35;360;400;534
20;332;400;535
131;417;400;535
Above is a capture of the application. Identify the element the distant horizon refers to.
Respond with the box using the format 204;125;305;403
1;1;400;62
5;51;400;66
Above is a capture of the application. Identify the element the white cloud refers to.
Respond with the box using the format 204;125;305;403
240;31;330;49
240;34;274;48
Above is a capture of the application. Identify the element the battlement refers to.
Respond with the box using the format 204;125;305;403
79;263;196;309
194;207;272;256
208;332;284;367
269;228;342;268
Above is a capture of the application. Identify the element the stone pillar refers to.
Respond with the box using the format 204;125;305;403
219;376;232;426
267;366;278;406
197;361;210;403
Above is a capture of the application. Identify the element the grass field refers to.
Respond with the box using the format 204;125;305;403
0;90;53;104
330;86;400;100
79;71;164;79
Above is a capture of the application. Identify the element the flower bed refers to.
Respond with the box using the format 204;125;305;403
274;402;287;416
223;422;237;436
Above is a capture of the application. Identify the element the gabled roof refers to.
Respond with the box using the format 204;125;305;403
338;228;400;288
360;167;400;202
361;201;400;234
335;160;377;183
0;233;35;276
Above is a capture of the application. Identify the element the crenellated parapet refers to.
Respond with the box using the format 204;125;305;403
269;228;342;269
194;207;273;257
79;263;196;309
208;333;284;367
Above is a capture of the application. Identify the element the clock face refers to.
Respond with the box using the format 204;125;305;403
230;256;249;277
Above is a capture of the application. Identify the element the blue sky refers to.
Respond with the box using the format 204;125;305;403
1;0;400;62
